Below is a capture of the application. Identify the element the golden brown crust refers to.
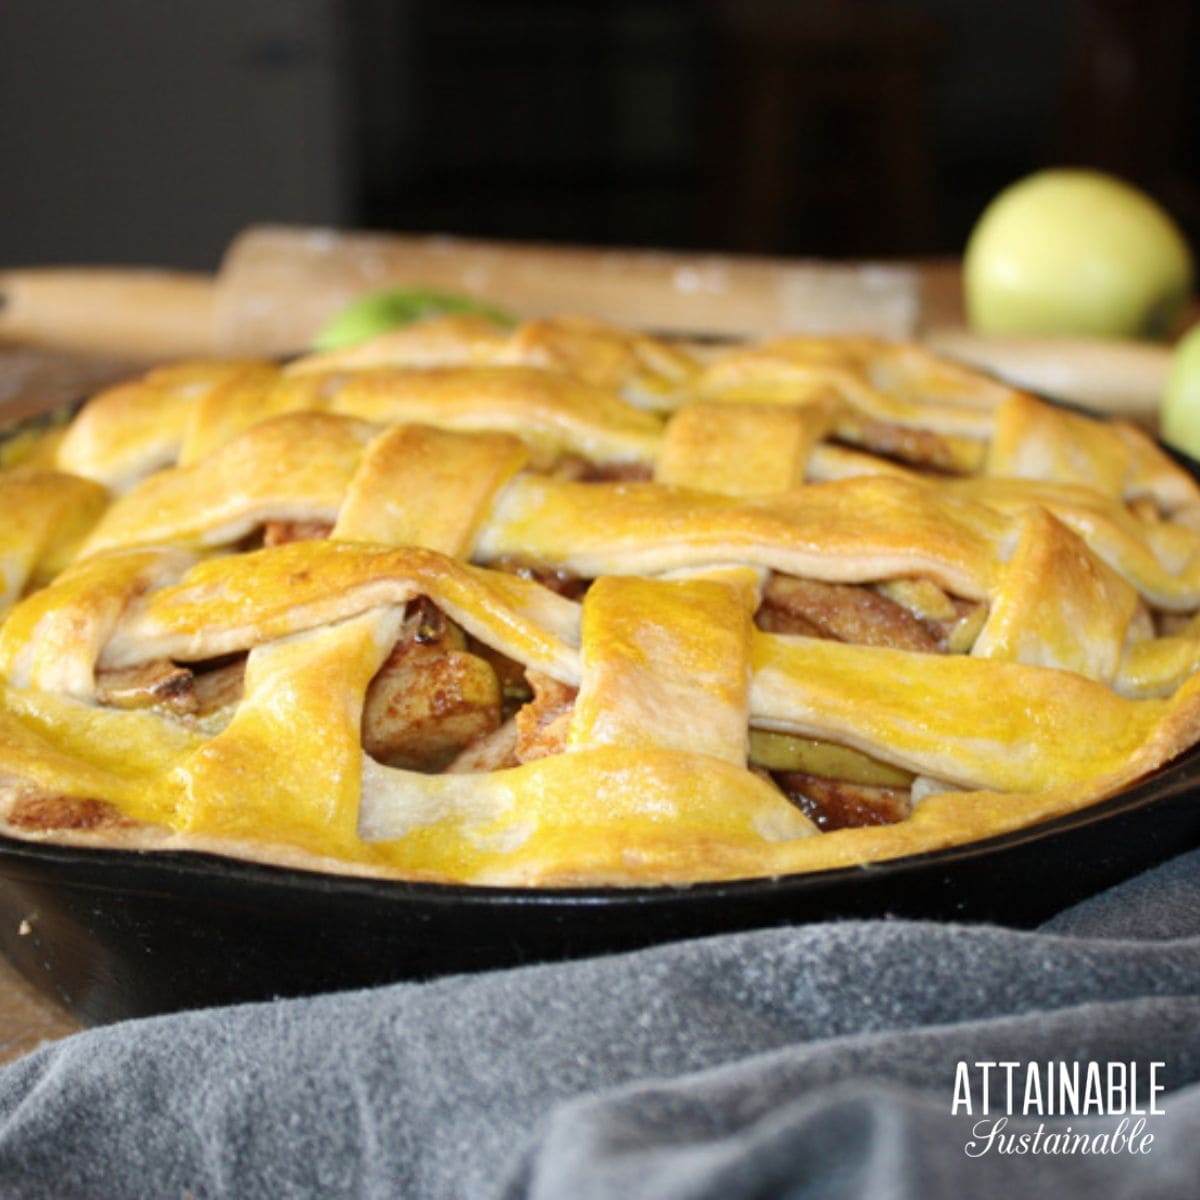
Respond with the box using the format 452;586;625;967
1;323;1199;887
7;791;138;833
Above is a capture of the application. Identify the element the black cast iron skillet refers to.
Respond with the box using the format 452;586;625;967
2;746;1200;1026
2;389;1199;1026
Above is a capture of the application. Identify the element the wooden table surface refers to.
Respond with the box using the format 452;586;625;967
0;955;79;1065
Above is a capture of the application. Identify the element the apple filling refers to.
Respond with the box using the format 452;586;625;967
91;587;941;831
748;728;916;829
755;573;984;654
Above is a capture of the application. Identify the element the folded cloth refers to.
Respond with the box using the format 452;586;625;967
1;851;1199;1200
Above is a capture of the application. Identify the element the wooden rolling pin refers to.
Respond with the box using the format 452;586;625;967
0;269;216;360
0;226;921;359
924;328;1171;425
211;226;922;351
0;225;1175;420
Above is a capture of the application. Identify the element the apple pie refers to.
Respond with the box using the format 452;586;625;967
2;314;1200;885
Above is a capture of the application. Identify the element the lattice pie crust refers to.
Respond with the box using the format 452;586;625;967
2;315;1200;885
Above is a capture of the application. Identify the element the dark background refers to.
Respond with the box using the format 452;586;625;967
1;0;1197;270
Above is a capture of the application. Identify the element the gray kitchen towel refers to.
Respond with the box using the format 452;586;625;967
0;849;1199;1199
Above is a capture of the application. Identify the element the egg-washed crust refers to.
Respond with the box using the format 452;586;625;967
1;677;1197;886
3;316;1200;887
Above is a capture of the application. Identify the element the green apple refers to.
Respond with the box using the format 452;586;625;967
964;169;1194;339
312;288;514;352
1161;324;1200;459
